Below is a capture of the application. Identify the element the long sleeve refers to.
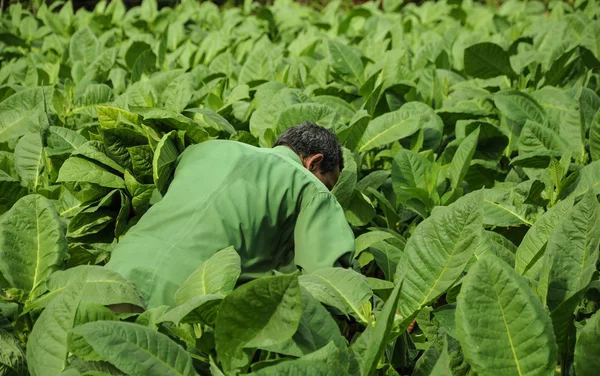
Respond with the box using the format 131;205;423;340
293;192;355;273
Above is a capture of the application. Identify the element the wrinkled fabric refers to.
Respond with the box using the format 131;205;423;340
107;140;355;308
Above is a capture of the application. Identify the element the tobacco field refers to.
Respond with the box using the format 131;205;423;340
1;0;600;374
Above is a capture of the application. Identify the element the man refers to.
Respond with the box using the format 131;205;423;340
107;122;355;309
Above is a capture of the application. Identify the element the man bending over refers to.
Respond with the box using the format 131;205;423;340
107;122;355;308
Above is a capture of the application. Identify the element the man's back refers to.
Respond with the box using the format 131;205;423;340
107;140;354;308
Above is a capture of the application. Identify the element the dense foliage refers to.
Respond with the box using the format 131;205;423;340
1;0;600;374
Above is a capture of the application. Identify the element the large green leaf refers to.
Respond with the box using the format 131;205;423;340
0;329;26;376
339;110;370;151
72;321;197;376
515;198;574;277
358;102;441;152
46;127;87;156
574;310;600;376
260;287;345;357
57;157;125;189
392;149;437;209
25;265;145;312
173;247;241;304
456;254;557;376
0;87;52;142
447;127;480;191
26;285;83;376
351;275;403;376
331;148;357;210
464;42;516;79
0;171;26;214
494;90;547;124
545;192;600;311
370;241;403;282
132;107;208;144
581;21;600;62
0;194;66;300
215;273;302;373
153;131;179;195
398;192;483;319
590;111;600;161
299;267;372;323
247;359;346;376
14;132;47;192
562;160;600;199
327;39;364;86
69;26;100;66
517;120;568;155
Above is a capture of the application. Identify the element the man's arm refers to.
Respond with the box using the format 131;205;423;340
293;192;355;273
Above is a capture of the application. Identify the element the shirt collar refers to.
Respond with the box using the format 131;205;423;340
273;146;303;166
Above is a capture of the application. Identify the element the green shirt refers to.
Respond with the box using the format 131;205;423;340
107;140;355;308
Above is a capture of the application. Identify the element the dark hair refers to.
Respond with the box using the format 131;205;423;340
273;121;344;173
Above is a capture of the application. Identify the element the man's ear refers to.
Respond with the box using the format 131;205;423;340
304;153;324;172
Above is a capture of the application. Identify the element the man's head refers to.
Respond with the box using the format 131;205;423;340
274;121;344;190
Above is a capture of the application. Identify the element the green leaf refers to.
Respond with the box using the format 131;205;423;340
515;198;574;277
589;111;600;162
128;145;154;179
331;148;357;210
562;160;600;199
69;26;99;66
359;102;442;152
581;21;600;62
260;287;346;357
327;39;364;86
464;42;516;79
72;321;197;376
355;231;396;256
97;106;139;129
215;273;302;373
100;128;147;170
447;127;480;190
299;267;372;324
57;157;125;189
132;107;208;144
345;190;376;226
482;188;539;227
173;247;241;304
69;302;117;362
0;194;66;300
0;171;26;214
494;90;547;124
370;241;403;282
276;103;340;135
14;132;47;192
518;120;568;155
0;329;26;376
25;265;145;312
429;337;453;376
574;310;600;376
159;294;222;326
545;192;600;311
474;230;517;267
72;141;126;174
392;149;437;209
456;254;557;376
46;127;87;156
153;131;179;195
27;285;83;376
0;87;52;142
187;108;236;135
247;360;346;376
351;276;403;376
339;110;370;151
398;192;483;319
